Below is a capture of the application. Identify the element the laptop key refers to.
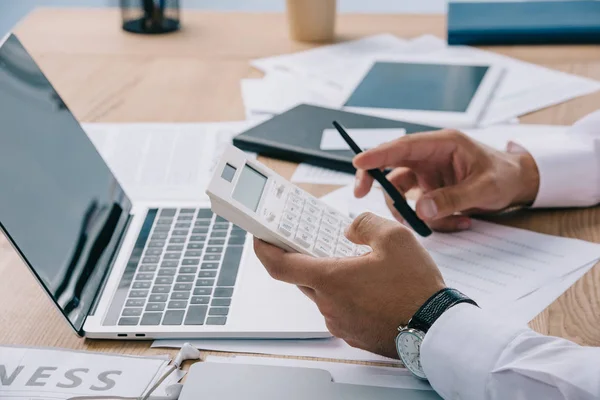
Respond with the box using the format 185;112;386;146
151;232;168;240
139;265;157;272
198;271;217;278
174;283;193;291
228;236;246;245
122;308;143;317
214;287;234;298
142;256;160;264
185;251;203;257
129;290;149;298
211;298;231;307
158;268;176;276
171;292;190;300
209;307;229;316
140;312;162;326
155;276;174;285
177;215;194;221
206;317;227;325
118;317;140;326
182;259;200;266
164;253;182;260
192;227;209;234
169;237;186;244
206;247;223;254
210;231;227;238
146;303;165;312
148;241;166;248
208;239;225;246
176;275;194;283
193;288;212;296
160;208;177;217
172;230;189;236
195;219;211;227
167;245;184;252
190;235;207;242
154;226;170;232
187;243;204;250
145;248;163;256
162;310;184;325
215;216;228;223
132;281;151;289
191;296;210;305
201;263;219;270
126;299;145;307
168;300;188;309
156;218;173;225
180;208;196;214
197;209;213;219
203;255;221;262
152;285;171;294
180;267;198;274
184;305;208;325
136;273;155;281
149;294;168;302
213;223;229;231
217;246;243;286
161;261;179;268
196;279;215;287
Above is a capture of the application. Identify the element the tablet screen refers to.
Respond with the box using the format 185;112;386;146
344;62;489;112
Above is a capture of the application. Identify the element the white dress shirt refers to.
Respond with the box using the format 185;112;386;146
421;110;600;400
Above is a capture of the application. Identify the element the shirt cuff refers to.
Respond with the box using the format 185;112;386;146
508;134;599;208
421;304;528;400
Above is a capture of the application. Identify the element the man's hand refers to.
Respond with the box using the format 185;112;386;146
353;129;540;232
254;212;445;359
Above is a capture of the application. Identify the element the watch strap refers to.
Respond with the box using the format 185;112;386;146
408;288;477;333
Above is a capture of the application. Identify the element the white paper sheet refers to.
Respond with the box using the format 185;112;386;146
325;185;600;307
291;163;355;185
203;354;433;391
320;128;406;150
0;345;170;400
82;122;256;202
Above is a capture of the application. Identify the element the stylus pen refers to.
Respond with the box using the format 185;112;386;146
332;121;432;237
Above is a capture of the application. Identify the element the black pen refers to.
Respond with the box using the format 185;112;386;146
332;121;432;237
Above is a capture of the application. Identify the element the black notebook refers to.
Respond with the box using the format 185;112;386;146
233;104;437;173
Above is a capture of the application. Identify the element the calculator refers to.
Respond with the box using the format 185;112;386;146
207;146;371;258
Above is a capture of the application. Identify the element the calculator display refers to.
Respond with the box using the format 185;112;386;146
232;164;267;212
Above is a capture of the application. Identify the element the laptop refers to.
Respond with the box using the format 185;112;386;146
0;33;329;339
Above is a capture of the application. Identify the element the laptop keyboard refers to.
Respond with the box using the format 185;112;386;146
105;208;246;327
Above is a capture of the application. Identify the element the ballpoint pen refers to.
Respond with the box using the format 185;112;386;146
332;121;432;237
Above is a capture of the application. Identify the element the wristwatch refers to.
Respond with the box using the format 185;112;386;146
396;288;478;380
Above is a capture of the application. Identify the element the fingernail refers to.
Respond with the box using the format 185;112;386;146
458;220;471;230
419;198;438;219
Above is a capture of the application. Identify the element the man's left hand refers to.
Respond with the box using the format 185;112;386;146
253;212;445;358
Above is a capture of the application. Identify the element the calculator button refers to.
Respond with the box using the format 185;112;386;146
282;212;299;225
314;241;333;257
338;236;355;249
323;215;340;228
294;231;314;248
335;244;353;257
288;194;305;208
304;204;322;218
317;232;335;247
284;204;302;216
298;222;317;236
300;214;320;227
291;187;304;197
325;208;342;218
278;220;295;237
319;223;337;238
305;197;319;208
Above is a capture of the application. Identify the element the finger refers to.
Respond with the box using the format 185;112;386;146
345;212;403;248
354;169;374;198
415;178;487;221
352;129;468;171
427;215;472;232
253;238;325;288
386;168;417;193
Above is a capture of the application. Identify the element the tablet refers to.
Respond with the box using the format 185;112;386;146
341;55;504;128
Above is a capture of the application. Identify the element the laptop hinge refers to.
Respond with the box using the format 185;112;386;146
87;213;133;318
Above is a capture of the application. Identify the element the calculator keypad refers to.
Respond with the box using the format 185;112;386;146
278;189;371;257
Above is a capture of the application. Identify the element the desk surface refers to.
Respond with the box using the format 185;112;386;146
2;8;600;359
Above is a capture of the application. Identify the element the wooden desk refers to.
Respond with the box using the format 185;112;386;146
2;8;599;359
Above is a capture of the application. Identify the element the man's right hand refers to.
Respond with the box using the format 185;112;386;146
353;129;540;232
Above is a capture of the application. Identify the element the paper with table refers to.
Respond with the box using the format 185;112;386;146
82;122;257;202
0;345;183;400
245;34;600;127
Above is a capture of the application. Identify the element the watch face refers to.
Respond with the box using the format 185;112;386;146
396;330;427;380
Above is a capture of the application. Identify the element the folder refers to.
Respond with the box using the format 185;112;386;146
448;1;600;46
233;104;436;173
179;363;442;400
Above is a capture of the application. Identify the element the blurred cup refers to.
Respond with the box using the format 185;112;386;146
286;0;337;43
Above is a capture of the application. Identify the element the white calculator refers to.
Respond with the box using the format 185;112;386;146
206;146;370;258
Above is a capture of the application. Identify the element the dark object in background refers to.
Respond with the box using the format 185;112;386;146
448;1;600;46
121;0;180;34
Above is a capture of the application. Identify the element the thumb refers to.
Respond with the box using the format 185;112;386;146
416;179;483;221
345;212;402;248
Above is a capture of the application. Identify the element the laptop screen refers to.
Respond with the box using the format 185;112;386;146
0;34;133;333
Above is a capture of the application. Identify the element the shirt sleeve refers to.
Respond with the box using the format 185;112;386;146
507;110;600;208
421;304;600;400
